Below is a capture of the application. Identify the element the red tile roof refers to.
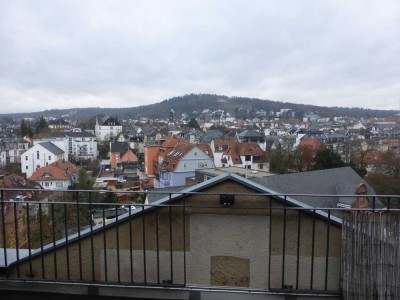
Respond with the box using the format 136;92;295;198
298;138;325;151
29;160;78;181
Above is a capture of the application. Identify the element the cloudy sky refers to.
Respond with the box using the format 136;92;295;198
1;0;400;113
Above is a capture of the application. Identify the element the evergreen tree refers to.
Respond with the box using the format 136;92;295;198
169;109;174;123
188;118;200;129
20;119;28;137
27;125;34;139
77;168;93;190
313;148;345;170
35;116;48;134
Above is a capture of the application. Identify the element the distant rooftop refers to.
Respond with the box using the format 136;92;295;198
197;166;275;179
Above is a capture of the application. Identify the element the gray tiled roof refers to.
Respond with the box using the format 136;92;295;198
200;130;223;143
39;141;64;155
249;167;383;210
65;131;95;138
110;141;130;154
146;185;188;203
237;129;264;137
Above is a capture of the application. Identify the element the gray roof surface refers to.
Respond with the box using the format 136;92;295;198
196;167;275;179
65;131;95;138
100;116;121;126
110;141;130;153
47;132;67;138
237;129;264;137
39;141;64;155
200;130;224;143
249;167;383;210
146;185;188;203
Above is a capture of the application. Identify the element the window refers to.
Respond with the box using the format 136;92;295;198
26;166;28;170
25;156;28;161
48;156;51;161
45;182;49;187
37;151;40;159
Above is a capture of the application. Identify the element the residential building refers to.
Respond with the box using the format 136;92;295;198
221;142;266;170
21;142;65;178
0;138;30;165
0;173;42;200
48;118;73;133
0;142;6;166
210;136;237;168
33;133;69;159
156;143;214;188
237;129;265;143
144;145;160;176
110;141;138;169
65;128;98;161
29;160;78;190
95;116;122;141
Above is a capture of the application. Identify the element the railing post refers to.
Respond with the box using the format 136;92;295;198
13;201;20;278
282;196;287;289
1;191;7;268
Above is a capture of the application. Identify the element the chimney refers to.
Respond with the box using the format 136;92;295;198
351;183;370;209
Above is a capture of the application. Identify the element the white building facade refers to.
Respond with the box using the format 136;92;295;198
21;142;65;178
65;128;98;161
95;116;123;141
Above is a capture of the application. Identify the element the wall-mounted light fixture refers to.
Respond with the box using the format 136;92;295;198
220;194;234;206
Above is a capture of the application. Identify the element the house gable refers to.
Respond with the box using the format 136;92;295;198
9;172;342;291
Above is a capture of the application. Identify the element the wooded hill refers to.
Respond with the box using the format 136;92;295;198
0;94;395;121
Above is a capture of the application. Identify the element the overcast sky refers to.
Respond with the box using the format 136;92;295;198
1;0;400;114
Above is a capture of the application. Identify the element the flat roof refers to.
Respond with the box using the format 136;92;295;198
197;166;275;178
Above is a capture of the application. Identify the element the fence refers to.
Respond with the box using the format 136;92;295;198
0;188;399;298
342;210;400;299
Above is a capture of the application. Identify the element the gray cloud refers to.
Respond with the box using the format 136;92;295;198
1;0;400;113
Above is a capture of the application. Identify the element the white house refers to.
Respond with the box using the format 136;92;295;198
95;116;123;141
21;142;65;178
29;160;78;190
221;142;267;171
34;133;69;160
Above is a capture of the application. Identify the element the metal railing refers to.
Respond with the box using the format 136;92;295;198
0;188;399;296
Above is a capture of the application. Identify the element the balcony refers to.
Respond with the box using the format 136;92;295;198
0;185;399;299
